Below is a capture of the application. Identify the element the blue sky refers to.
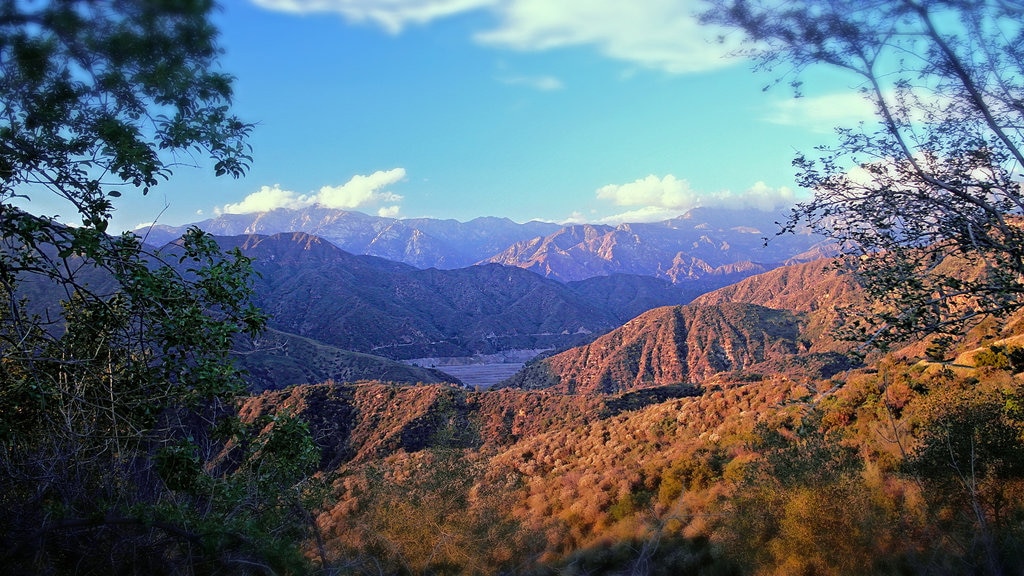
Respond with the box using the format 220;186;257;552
109;0;874;232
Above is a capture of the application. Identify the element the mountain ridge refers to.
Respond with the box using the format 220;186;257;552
139;207;832;284
213;232;697;361
139;207;562;269
482;210;831;284
498;259;866;394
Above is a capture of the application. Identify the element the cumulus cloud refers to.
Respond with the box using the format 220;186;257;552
595;174;801;223
316;168;406;209
739;181;800;211
250;0;741;73
377;205;401;218
219;184;313;214
596;174;703;209
216;168;406;215
593;206;683;225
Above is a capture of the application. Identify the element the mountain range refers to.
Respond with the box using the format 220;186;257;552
161;206;839;388
23;207;847;392
219;232;634;360
227;249;1024;573
139;207;562;269
30;208;1024;572
215;233;866;392
483;211;828;283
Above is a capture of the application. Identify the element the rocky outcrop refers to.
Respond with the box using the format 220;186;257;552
483;208;827;284
501;303;806;394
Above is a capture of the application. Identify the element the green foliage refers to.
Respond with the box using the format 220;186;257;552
910;385;1024;483
974;344;1024;373
0;0;251;214
719;411;904;575
747;412;860;488
0;1;321;573
558;536;738;576
905;383;1024;574
0;228;328;574
333;447;532;575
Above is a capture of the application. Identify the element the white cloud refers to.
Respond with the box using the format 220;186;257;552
498;74;564;91
250;0;741;73
378;204;401;217
476;0;739;74
596;174;702;209
215;168;406;215
594;206;683;225
250;0;497;33
740;181;800;211
316;168;406;209
559;210;589;224
594;174;801;223
219;184;313;214
763;92;877;132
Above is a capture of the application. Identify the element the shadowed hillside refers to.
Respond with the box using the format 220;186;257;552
215;232;621;359
234;327;462;391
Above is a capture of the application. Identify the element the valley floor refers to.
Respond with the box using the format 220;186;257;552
403;349;551;388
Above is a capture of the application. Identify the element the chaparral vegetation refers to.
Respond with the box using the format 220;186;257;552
2;1;1023;575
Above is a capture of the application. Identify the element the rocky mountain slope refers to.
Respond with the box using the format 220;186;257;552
565;273;709;322
483;208;831;283
693;256;869;345
225;235;1024;574
236;319;1024;574
236;378;700;470
139;207;561;268
499;259;864;393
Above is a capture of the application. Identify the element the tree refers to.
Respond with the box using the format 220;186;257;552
704;0;1024;346
0;1;319;573
907;383;1024;575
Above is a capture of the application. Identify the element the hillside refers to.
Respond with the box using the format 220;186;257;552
239;342;1024;574
565;273;705;322
234;327;462;391
691;257;859;313
10;227;738;392
692;257;865;345
498;259;867;394
199;245;1024;574
499;302;849;394
215;233;622;359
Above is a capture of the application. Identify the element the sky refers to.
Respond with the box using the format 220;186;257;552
105;0;874;232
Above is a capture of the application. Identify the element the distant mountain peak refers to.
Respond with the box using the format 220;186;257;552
140;207;824;287
483;209;823;284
